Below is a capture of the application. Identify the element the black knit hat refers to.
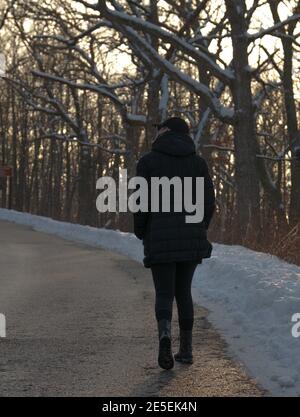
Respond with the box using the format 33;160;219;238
153;117;190;134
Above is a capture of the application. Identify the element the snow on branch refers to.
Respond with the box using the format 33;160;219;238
248;13;300;41
126;113;146;124
103;24;234;123
98;2;235;85
31;70;146;126
203;144;295;162
31;71;122;105
159;74;169;120
39;132;129;155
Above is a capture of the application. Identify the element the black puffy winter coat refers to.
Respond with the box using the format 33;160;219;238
133;130;215;268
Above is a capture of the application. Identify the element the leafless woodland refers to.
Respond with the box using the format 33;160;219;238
0;0;300;264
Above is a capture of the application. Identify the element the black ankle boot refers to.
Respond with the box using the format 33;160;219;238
157;319;174;370
174;329;193;364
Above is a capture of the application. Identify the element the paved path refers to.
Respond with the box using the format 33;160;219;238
0;220;265;396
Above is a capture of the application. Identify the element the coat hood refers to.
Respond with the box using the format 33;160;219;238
151;131;196;157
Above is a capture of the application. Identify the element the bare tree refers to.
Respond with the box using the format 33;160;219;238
268;0;300;225
1;0;300;262
75;0;300;239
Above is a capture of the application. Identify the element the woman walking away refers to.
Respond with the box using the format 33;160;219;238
133;117;215;370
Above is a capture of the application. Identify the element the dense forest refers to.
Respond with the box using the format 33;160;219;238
0;0;300;264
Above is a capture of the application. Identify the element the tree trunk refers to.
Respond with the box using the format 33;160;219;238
145;1;160;148
269;0;300;225
226;0;261;240
78;144;92;225
282;38;300;224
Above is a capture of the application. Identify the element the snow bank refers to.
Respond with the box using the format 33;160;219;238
196;244;300;396
1;208;300;396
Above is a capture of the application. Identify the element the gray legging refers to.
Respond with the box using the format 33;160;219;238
150;260;198;331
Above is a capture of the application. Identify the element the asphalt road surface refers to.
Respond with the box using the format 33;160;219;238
0;220;265;396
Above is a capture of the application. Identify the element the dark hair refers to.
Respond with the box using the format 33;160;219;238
153;117;190;134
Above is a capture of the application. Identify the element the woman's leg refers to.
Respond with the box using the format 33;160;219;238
150;262;176;322
150;262;176;370
174;261;198;364
175;261;198;331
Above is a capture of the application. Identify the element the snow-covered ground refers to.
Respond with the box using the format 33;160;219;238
1;208;300;396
